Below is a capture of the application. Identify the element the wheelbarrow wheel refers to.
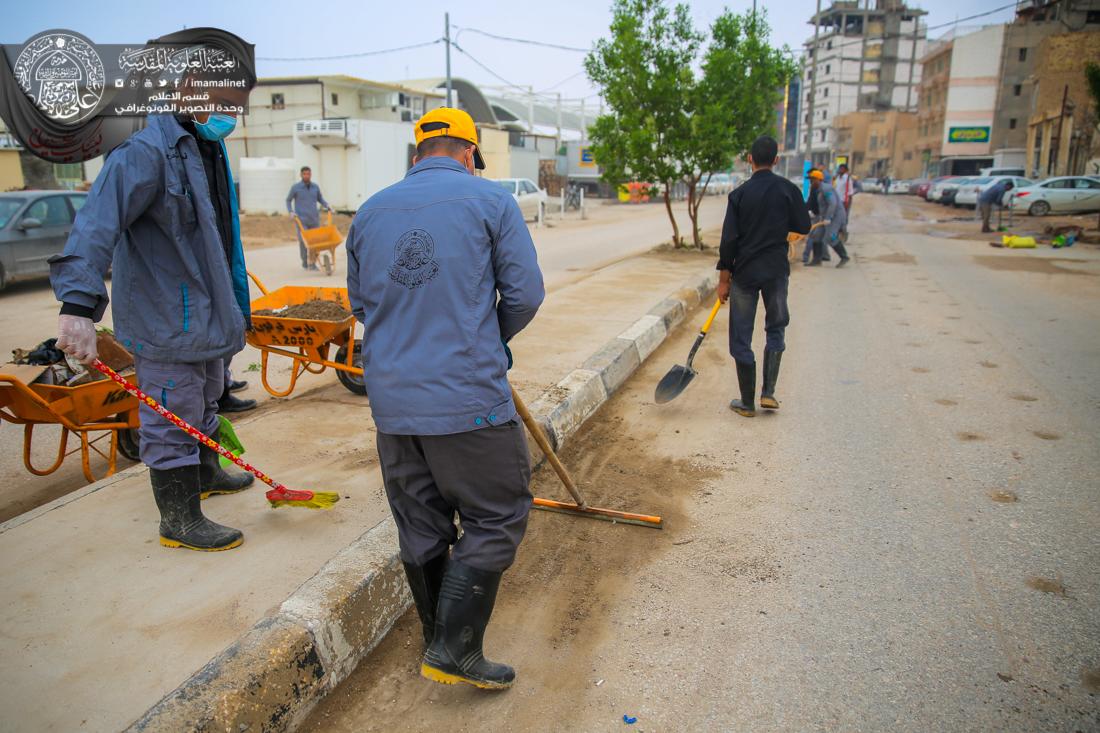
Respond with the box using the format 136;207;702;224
116;416;141;462
334;340;367;396
320;251;334;276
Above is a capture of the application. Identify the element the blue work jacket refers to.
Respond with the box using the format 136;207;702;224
346;157;545;435
49;115;250;363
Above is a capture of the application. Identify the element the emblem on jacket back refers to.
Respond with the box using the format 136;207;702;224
388;229;439;289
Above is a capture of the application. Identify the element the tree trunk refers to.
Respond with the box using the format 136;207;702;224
686;178;701;249
663;183;682;247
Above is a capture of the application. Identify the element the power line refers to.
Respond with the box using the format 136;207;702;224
452;27;590;53
449;42;529;93
538;70;586;94
258;39;442;62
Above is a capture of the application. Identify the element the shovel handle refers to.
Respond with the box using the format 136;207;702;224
700;297;722;335
511;387;588;509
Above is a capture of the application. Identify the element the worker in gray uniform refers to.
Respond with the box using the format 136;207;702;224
286;166;331;269
806;169;850;268
51;90;256;552
346;107;544;690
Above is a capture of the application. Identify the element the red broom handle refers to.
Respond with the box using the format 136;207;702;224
92;359;292;497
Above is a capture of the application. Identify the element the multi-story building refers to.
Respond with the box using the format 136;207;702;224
834;109;920;178
938;24;1007;174
1026;30;1100;178
992;0;1100;156
913;36;952;176
797;0;927;168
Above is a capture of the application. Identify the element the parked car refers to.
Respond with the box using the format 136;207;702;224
0;191;87;291
888;179;910;195
979;166;1026;177
926;176;962;202
860;178;882;193
939;177;976;206
954;176;1034;209
908;179;929;195
920;176;955;200
1008;176;1100;216
493;178;547;221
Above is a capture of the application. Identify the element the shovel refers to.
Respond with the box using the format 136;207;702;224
654;297;722;404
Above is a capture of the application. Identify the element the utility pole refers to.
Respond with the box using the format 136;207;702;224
804;0;821;168
556;92;563;150
580;98;586;142
527;86;535;136
444;12;453;107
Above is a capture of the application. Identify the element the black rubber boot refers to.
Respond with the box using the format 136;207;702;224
217;384;256;413
729;361;756;417
404;553;448;646
832;240;850;267
227;379;249;393
199;430;255;499
150;465;243;551
421;559;515;690
760;349;783;410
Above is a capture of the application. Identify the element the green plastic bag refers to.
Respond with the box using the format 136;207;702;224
216;414;245;468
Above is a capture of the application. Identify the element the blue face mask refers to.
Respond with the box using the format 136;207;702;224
194;113;237;141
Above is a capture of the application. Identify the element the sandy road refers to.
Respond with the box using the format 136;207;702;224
302;194;1100;732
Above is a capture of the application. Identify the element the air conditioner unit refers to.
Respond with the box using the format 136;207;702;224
295;119;358;146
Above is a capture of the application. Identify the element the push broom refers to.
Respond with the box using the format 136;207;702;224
512;387;661;529
93;359;339;509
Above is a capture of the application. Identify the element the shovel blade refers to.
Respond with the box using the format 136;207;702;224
654;364;696;404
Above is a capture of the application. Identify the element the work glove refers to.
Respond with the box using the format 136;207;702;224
56;315;98;365
822;219;832;226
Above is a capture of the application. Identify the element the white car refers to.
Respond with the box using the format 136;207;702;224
954;176;1033;208
493;178;548;220
1008;176;1100;216
888;179;910;195
927;177;965;202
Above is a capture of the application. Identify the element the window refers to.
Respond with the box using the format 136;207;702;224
1013;84;1022;96
1087;10;1100;23
824;87;829;97
827;40;833;50
496;180;518;195
1074;178;1100;189
825;64;831;75
521;180;538;194
26;196;73;226
1043;179;1071;189
1009;118;1017;129
330;92;339;106
271;93;285;110
904;151;913;160
67;194;87;213
819;130;826;141
822;109;828;120
1018;48;1027;62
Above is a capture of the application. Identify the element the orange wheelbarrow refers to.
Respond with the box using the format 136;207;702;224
0;364;141;483
294;210;343;276
245;272;365;398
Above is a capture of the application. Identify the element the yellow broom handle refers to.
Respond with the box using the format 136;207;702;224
700;297;722;335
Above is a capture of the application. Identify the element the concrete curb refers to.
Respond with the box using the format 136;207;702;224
126;266;718;732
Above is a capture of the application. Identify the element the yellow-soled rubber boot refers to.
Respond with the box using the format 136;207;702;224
759;349;783;410
151;465;244;551
729;360;756;418
421;559;515;690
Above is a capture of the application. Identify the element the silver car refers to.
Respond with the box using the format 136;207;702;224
0;191;87;290
1008;176;1100;216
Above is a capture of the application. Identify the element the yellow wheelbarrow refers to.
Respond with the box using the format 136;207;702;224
0;364;141;482
293;210;343;276
245;272;365;397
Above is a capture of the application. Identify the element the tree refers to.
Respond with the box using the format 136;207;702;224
681;9;797;247
585;0;700;246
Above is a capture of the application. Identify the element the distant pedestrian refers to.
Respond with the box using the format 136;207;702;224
882;175;892;194
979;179;1015;233
286;166;331;270
835;163;854;242
716;135;810;418
806;170;850;268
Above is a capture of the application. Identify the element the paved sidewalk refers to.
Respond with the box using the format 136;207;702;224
0;248;716;733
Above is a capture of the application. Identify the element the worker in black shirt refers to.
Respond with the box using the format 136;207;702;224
716;136;811;418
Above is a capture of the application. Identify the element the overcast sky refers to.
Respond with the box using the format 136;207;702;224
5;0;1017;109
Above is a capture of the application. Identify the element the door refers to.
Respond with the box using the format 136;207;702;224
13;195;73;278
1072;178;1100;212
518;179;539;218
1039;179;1074;212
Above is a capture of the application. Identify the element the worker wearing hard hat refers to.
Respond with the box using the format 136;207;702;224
807;169;850;267
345;107;544;690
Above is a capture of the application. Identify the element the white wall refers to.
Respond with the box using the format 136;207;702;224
942;25;1005;155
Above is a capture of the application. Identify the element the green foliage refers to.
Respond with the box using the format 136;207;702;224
585;2;796;247
1086;62;1100;122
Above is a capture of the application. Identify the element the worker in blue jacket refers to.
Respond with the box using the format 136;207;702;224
50;100;256;552
286;166;331;269
806;170;850;268
346;107;544;691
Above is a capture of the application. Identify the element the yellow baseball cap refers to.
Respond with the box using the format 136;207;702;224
414;107;485;169
808;169;824;181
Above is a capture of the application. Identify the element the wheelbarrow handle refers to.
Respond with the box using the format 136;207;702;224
247;270;269;295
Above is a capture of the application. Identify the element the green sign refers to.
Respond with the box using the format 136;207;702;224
947;126;991;143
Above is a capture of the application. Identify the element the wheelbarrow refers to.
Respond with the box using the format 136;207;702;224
245;272;365;397
0;363;141;482
293;210;343;276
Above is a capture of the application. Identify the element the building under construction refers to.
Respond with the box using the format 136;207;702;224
797;0;927;168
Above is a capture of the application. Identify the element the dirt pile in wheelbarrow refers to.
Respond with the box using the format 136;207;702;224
253;299;353;321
